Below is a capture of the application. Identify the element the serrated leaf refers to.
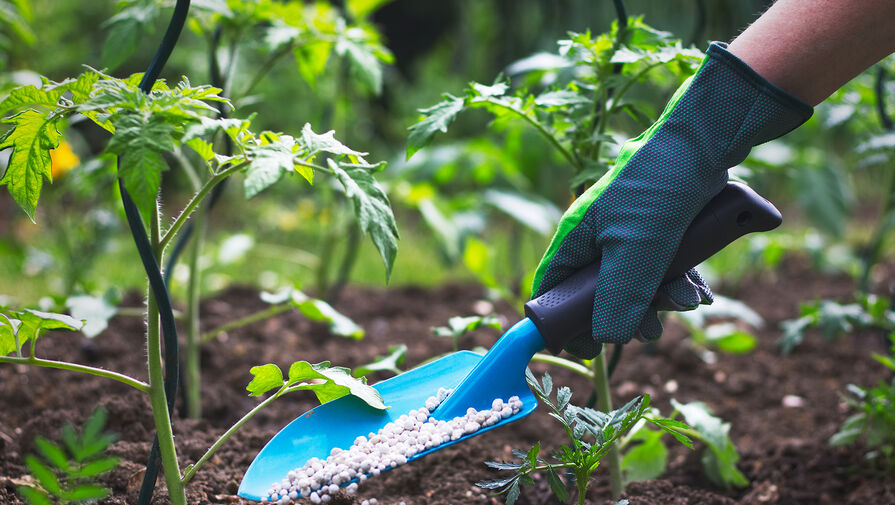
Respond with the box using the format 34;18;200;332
535;90;591;108
337;36;384;94
557;386;572;411
244;134;295;198
545;464;568;501
649;418;694;449
0;109;63;219
287;361;386;409
0;85;60;116
406;95;465;160
329;159;399;280
506;479;520;505
246;363;284;397
542;373;553;396
475;474;517;490
484;460;524;471
106;113;176;214
299;123;366;158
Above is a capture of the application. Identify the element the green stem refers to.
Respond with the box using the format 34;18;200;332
185;207;205;419
531;353;593;379
182;387;281;484
0;356;150;393
494;101;582;171
200;303;292;344
159;161;247;252
592;353;623;498
146;205;187;505
241;44;292;98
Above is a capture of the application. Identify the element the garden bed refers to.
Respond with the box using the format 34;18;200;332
1;259;893;505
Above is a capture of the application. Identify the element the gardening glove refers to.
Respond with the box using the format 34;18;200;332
532;42;813;359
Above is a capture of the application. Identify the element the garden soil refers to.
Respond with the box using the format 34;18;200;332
2;259;894;505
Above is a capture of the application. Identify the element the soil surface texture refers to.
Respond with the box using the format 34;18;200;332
1;259;894;505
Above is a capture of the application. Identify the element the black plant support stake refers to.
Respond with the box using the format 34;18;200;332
114;1;191;504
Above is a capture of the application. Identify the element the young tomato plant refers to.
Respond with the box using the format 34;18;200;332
0;58;397;505
16;407;119;505
830;334;895;472
477;371;694;505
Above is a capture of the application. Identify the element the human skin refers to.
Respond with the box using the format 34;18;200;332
728;0;895;106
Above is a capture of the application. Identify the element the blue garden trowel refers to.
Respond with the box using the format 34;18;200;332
238;181;781;501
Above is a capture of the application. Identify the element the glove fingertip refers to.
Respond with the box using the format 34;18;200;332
635;308;664;343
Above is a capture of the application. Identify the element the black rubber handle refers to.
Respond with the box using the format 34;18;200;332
524;181;782;354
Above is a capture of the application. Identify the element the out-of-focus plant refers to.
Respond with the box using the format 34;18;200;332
431;314;502;352
830;334;895;472
16;407;119;505
780;294;895;355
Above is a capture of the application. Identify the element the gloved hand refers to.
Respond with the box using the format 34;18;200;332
532;42;812;359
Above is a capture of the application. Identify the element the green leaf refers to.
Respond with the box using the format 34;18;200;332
299;123;366;158
287;361;386;409
505;479;521;505
406;95;465;160
0;109;63;219
102;17;142;71
703;323;757;354
779;315;813;355
0;313;22;356
244;133;297;198
294;40;333;87
25;456;61;495
16;485;52;505
64;484;110;501
545;464;568;501
431;315;501;338
66;294;117;338
621;428;667;483
671;399;748;489
535;90;591;108
106;113;177;214
246;364;284;397
329;159;399;280
336;35;385;94
484;461;524;471
290;291;364;339
829;413;866;446
649;418;694;449
34;438;68;472
353;344;406;377
483;189;561;236
347;0;393;19
0;86;60;116
77;457;120;478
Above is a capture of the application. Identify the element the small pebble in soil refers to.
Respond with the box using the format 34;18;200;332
264;389;524;503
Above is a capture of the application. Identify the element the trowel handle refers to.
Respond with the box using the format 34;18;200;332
524;181;782;354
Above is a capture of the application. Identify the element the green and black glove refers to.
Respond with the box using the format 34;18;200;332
532;42;813;359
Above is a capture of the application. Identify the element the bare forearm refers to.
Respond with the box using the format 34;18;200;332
728;0;895;106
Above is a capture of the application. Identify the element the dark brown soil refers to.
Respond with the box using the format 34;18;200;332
1;259;893;505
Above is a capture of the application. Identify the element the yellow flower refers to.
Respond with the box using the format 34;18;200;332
50;141;79;179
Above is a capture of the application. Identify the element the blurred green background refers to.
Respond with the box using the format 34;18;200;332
2;0;893;309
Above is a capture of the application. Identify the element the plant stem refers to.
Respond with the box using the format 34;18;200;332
146;205;187;505
0;356;150;393
181;388;281;484
490;100;581;171
530;353;593;379
160;161;246;251
200;303;292;344
184;207;205;419
592;352;624;498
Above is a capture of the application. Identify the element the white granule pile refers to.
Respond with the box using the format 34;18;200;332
265;388;523;504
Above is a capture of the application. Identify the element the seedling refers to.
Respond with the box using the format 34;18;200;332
477;371;693;505
830;334;895;472
16;407;119;505
431;314;502;352
780;294;895;355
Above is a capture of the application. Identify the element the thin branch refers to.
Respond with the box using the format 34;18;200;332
0;356;150;393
